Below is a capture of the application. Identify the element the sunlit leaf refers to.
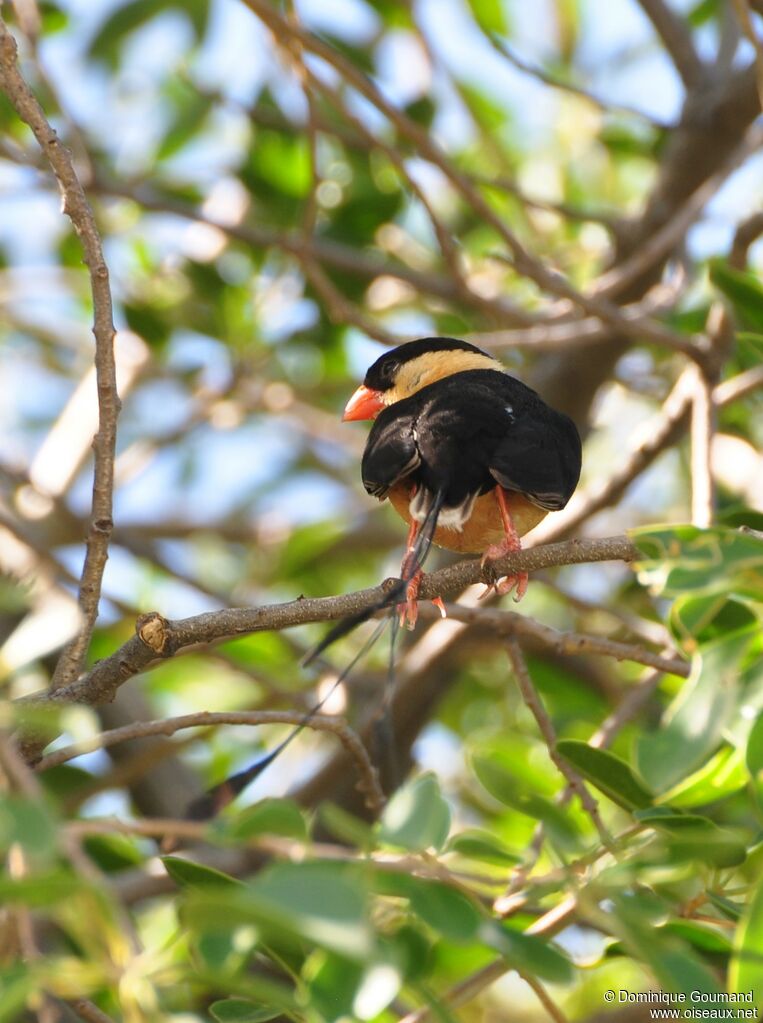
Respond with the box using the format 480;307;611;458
378;773;450;852
210;1000;280;1023
556;740;652;810
729;875;763;1003
635;628;755;792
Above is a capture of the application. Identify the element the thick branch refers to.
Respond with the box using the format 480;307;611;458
0;18;119;689
19;535;638;735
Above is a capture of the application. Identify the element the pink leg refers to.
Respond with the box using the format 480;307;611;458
480;488;529;602
397;515;448;630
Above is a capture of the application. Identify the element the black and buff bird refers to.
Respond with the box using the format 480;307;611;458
343;336;582;626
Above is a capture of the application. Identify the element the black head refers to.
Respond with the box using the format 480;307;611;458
363;337;492;392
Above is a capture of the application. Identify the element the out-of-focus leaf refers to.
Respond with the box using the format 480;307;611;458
635;628;754;792
0;966;33;1023
185;862;374;961
0;871;82;906
472;754;583;849
709;258;763;332
613;895;722;995
225;798;307;841
729;875;763;1003
446;829;521;865
632;524;763;600
89;0;210;67
210;1000;280;1023
318;803;375;850
556;740;652;810
467;0;508;34
663;920;732;955
162;856;243;889
634;809;747;867
0;796;57;857
658;745;747;807
82;834;145;872
375;874;482;943
707;891;744;921
671;593;757;648
484;923;574;983
378;773;450;852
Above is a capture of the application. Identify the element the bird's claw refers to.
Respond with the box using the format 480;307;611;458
397;572;447;630
480;539;528;602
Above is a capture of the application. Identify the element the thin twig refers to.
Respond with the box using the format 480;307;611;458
66;1001;117;1023
532;362;763;545
429;604;688;677
241;0;710;364
397;895;578;1023
35;710;385;812
505;639;611;846
637;0;705;89
0;17;120;690
690;363;716;527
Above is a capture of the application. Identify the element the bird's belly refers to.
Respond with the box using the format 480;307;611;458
387;484;547;554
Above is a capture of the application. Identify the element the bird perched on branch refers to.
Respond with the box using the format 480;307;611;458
343;337;582;627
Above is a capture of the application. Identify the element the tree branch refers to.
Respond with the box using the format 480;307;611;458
0;17;120;690
35;710;385;812
17;535;639;757
637;0;705;89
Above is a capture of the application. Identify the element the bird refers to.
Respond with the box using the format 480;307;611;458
342;336;582;627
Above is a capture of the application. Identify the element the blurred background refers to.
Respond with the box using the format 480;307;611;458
2;0;763;1018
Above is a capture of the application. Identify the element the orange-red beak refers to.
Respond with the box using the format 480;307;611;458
342;384;386;421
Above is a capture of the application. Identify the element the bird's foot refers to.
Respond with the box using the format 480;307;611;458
480;540;528;603
397;569;447;630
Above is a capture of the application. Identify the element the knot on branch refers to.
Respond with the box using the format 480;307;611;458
136;612;171;655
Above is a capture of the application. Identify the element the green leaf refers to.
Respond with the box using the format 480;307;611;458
472;754;583;849
634;810;747;867
210;1000;280;1023
729;876;763;1003
631;524;763;601
375;873;482;943
0;796;57;856
162;856;242;889
186;862;374;961
662;920;732;955
746;712;763;779
484;924;574;984
709;258;763;332
318;803;375;850
466;0;508;34
0;871;82;906
658;745;747;807
226;798;307;842
707;891;744;921
378;773;451;852
89;0;210;66
556;740;652;810
635;629;754;792
613;895;722;995
446;829;521;866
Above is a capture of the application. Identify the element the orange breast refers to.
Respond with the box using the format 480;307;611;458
387;483;547;555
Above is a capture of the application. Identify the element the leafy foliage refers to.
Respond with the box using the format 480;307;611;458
2;0;763;1020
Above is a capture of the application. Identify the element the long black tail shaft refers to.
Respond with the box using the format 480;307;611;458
184;489;446;822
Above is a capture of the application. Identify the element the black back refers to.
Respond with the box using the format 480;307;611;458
361;369;581;513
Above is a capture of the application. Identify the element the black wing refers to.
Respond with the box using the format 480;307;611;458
361;369;581;512
361;407;421;498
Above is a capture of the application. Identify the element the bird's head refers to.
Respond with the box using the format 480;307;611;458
342;336;500;421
